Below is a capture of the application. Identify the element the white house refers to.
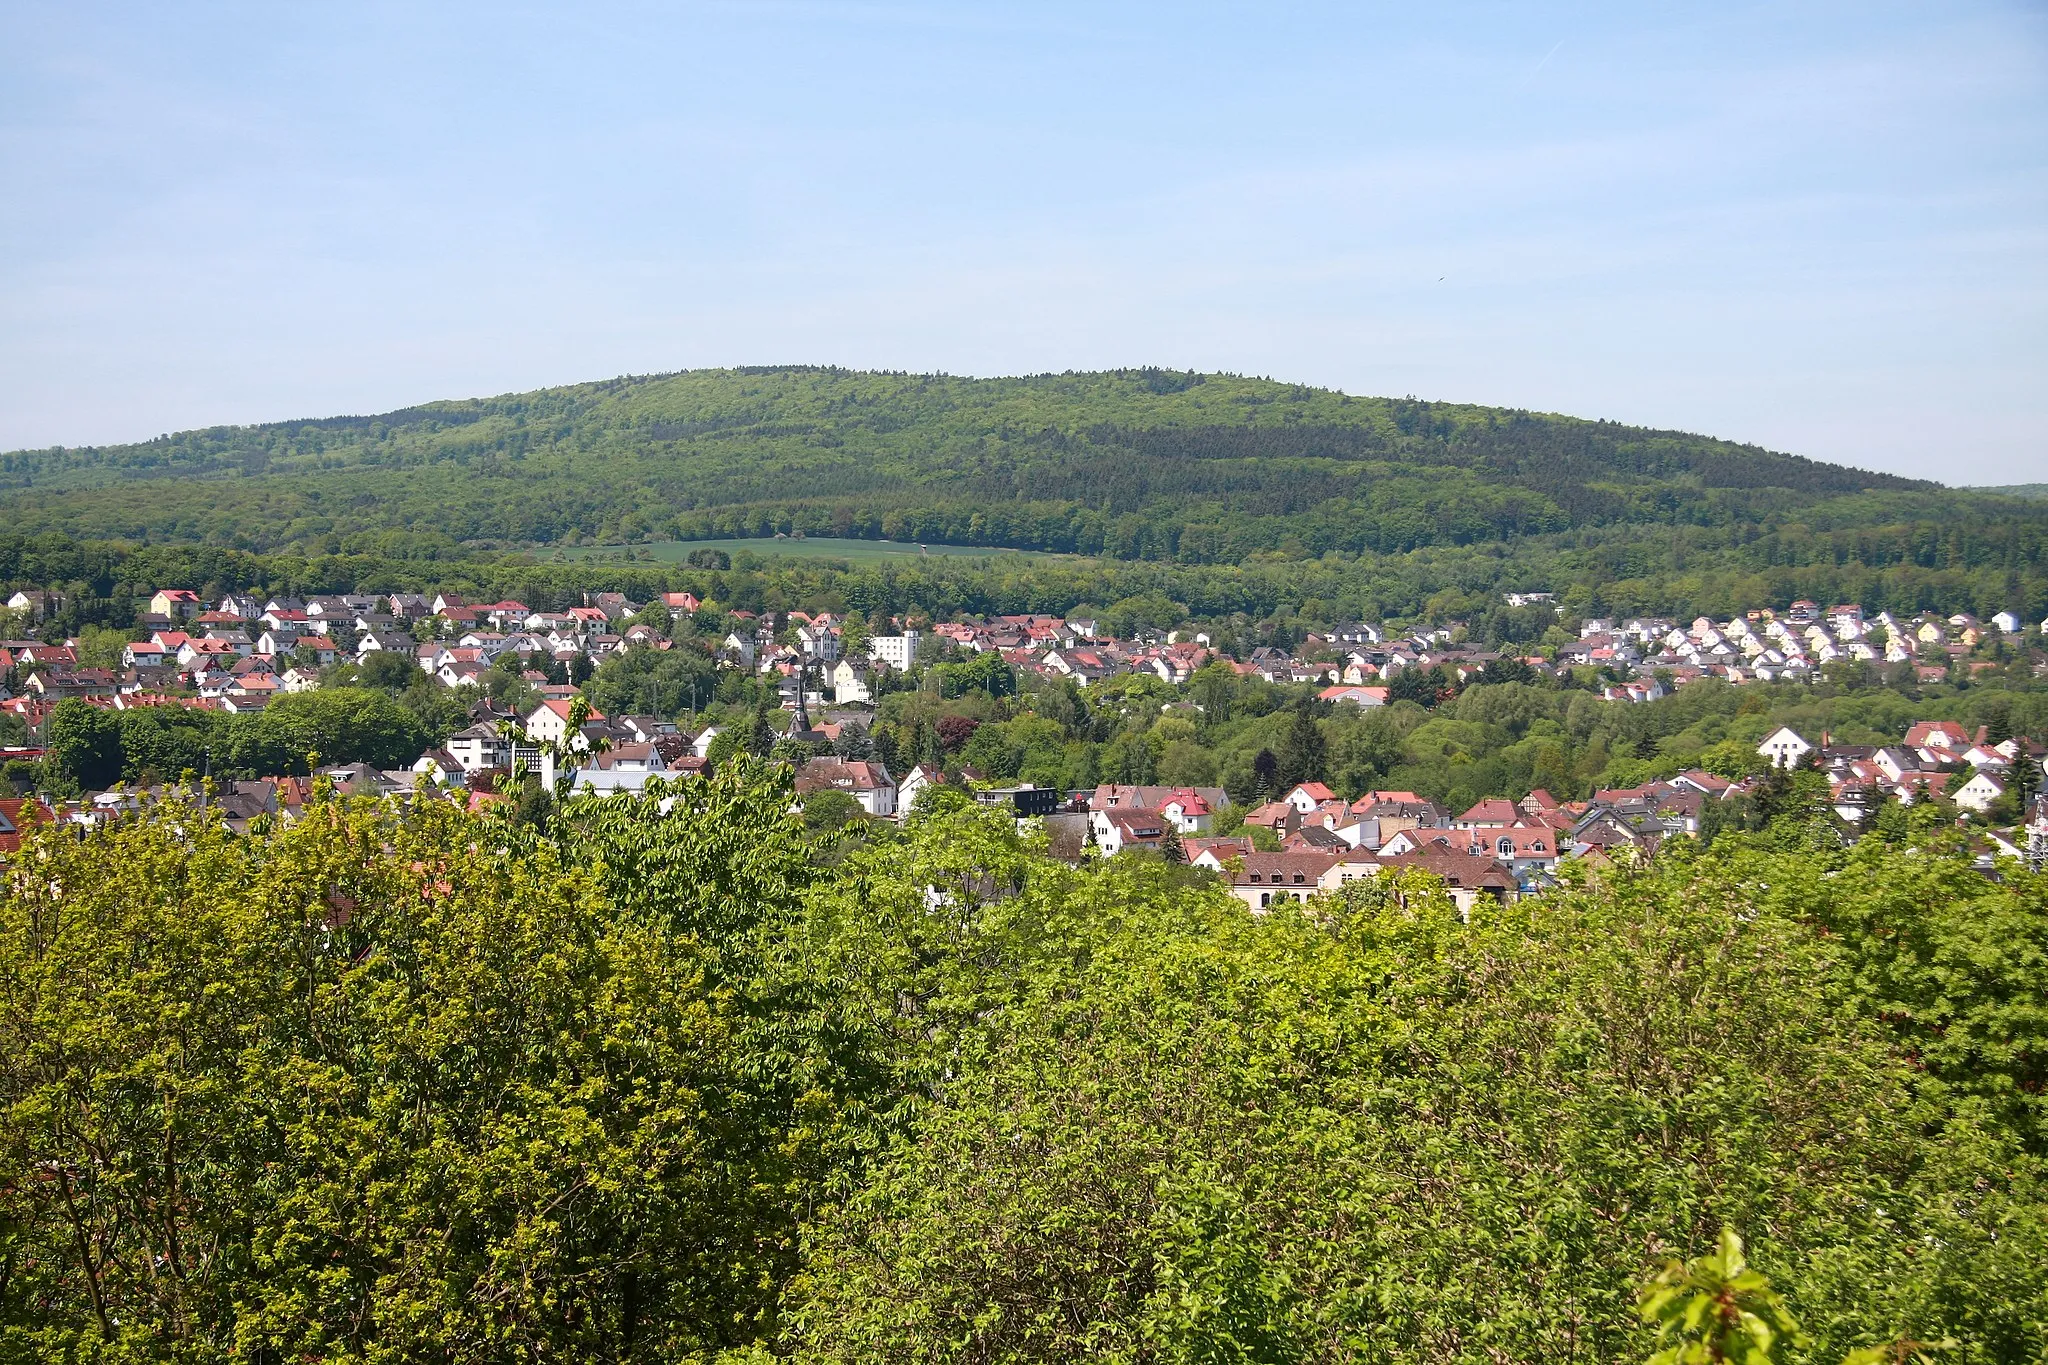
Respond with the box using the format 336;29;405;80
794;757;896;818
356;631;415;661
569;768;663;797
412;749;460;784
830;658;873;704
867;631;921;671
1953;770;2006;814
121;641;171;669
1282;782;1338;815
1991;610;2021;635
1094;807;1168;857
795;621;841;663
1156;789;1215;836
525;698;604;749
1757;726;1813;770
446;722;513;773
896;763;944;815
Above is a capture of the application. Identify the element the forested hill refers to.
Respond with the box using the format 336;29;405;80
0;366;2016;563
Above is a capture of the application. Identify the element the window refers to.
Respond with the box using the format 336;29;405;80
1292;872;1304;884
1497;838;1513;856
1260;892;1272;907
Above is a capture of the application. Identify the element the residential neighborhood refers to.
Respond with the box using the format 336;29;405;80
1;582;2044;885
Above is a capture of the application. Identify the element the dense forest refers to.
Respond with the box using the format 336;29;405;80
4;367;2042;571
1;768;2042;1361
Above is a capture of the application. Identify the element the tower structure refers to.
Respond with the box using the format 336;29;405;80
791;656;813;736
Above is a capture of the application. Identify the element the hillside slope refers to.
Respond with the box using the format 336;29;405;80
0;366;2019;563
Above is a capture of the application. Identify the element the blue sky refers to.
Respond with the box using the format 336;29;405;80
3;1;2043;482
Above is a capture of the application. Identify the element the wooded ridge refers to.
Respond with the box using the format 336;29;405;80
5;367;2021;564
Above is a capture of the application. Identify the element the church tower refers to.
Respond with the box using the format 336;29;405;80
791;656;813;735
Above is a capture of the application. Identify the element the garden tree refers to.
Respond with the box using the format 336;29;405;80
915;717;944;768
839;611;872;660
586;642;717;720
1188;660;1237;728
42;697;121;789
935;649;1014;699
1274;699;1328;791
1100;729;1157;785
800;788;864;835
72;622;132;671
0;780;816;1360
1700;737;1769;780
509;773;554;829
773;733;832;765
831;723;876;761
481;651;540;714
393;672;471;745
748;702;776;756
1155;735;1219;788
703;724;749;773
870;723;901;773
241;687;428;773
112;701;220;782
1326;705;1407;796
1389;663;1451;708
346;648;429;693
1252;746;1278;800
783;849;2048;1362
2009;746;2041;815
934;714;980;753
1474;655;1538;686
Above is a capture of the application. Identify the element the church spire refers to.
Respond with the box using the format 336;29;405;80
792;655;812;734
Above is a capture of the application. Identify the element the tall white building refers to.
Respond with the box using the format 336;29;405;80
868;630;921;671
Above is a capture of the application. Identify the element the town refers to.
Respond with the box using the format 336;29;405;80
1;583;2044;886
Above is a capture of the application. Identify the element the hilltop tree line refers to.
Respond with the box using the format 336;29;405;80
3;368;2034;568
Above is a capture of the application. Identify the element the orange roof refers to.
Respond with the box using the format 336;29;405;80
1349;790;1424;812
536;697;604;721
